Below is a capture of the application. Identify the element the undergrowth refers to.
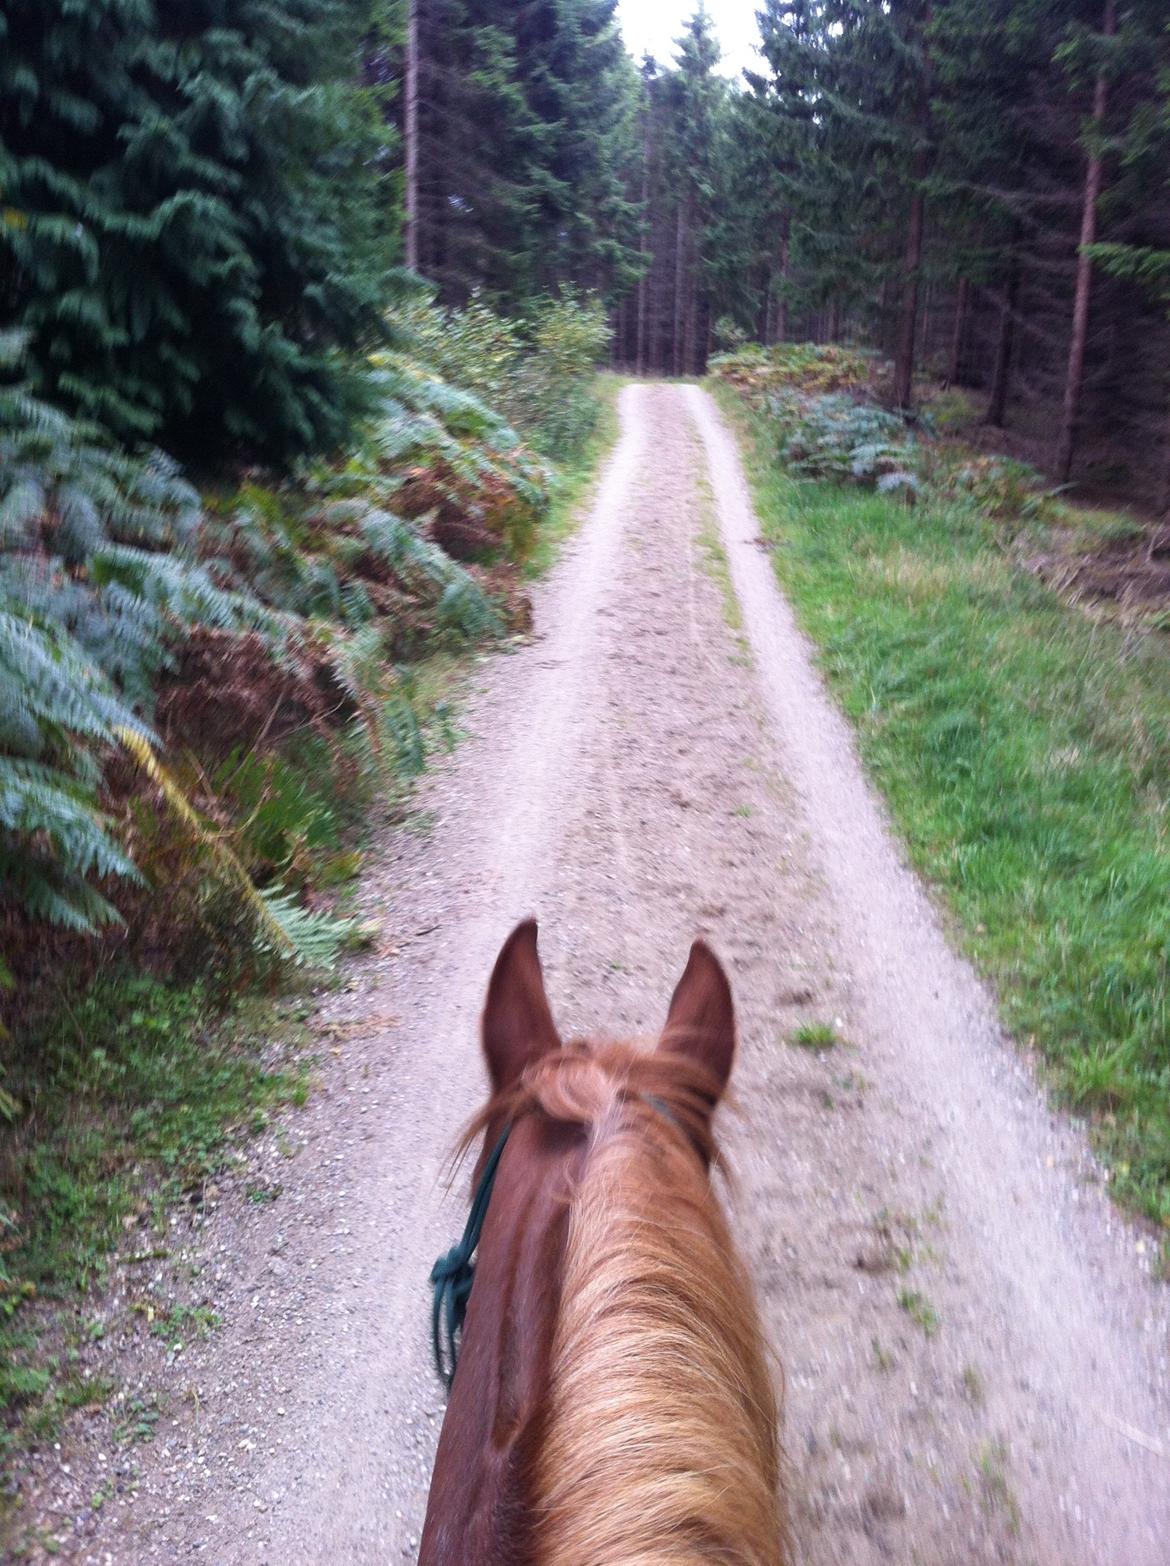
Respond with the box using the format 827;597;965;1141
716;373;1170;1229
0;977;312;1463
0;336;616;1478
526;374;623;578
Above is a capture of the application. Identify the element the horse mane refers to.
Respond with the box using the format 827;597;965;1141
460;1038;789;1566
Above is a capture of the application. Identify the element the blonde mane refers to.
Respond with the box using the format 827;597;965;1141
475;1039;789;1566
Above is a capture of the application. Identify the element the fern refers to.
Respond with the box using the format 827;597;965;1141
255;887;356;970
0;607;146;929
436;578;502;643
117;730;350;969
0;337;292;938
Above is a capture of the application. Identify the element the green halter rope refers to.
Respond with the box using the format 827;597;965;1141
429;1096;684;1392
430;1124;511;1390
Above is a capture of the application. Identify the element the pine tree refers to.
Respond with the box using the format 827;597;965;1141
620;11;725;375
0;0;398;466
745;0;830;343
669;10;724;374
411;0;641;309
513;0;642;301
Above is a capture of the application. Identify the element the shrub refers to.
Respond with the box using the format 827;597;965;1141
0;333;269;939
712;316;750;351
512;292;611;456
403;294;524;412
403;289;610;460
933;455;1060;523
1;328;538;969
709;341;876;404
771;393;919;493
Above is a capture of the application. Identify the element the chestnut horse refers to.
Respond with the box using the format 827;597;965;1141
419;919;789;1565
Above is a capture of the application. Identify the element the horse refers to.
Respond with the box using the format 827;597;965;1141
419;918;789;1565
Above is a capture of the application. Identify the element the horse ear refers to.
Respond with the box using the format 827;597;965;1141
659;939;736;1101
482;919;561;1092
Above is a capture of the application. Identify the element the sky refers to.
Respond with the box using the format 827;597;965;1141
616;0;764;81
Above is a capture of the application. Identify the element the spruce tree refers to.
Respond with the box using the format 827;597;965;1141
0;0;398;466
410;0;642;310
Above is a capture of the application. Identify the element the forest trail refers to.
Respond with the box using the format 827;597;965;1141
32;384;1169;1564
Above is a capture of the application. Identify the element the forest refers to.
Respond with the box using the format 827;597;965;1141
5;0;1170;984
407;0;1170;504
4;0;1170;1507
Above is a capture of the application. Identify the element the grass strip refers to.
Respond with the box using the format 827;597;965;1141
717;385;1170;1227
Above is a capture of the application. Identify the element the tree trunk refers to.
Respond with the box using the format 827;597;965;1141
683;191;698;375
673;203;685;377
775;212;791;344
403;0;419;272
893;150;927;409
1159;400;1170;519
636;123;649;377
828;297;841;342
985;255;1021;428
653;222;666;375
1054;0;1117;483
948;276;970;385
878;275;891;351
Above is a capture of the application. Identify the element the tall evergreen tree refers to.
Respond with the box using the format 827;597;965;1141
668;9;724;373
747;1;833;343
513;0;642;298
411;0;641;309
0;0;399;466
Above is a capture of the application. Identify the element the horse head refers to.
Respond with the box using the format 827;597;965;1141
419;919;787;1565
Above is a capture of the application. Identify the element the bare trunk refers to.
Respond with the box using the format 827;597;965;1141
653;227;666;375
948;276;970;385
878;275;891;351
828;298;842;342
985;255;1022;428
893;155;927;409
403;0;419;272
1054;0;1117;483
683;192;698;375
673;204;685;377
636;124;649;377
775;213;791;344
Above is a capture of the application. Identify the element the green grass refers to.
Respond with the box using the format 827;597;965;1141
976;1440;1021;1533
717;384;1170;1228
791;1021;840;1051
526;373;624;578
898;1287;941;1337
0;976;312;1459
695;470;747;633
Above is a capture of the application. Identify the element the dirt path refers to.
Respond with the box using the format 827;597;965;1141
20;383;1169;1564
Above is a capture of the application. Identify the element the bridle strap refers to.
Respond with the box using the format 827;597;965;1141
429;1095;688;1391
429;1124;511;1390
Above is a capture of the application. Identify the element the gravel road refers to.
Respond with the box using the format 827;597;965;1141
17;383;1169;1564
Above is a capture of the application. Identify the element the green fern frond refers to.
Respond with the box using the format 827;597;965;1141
254;887;356;970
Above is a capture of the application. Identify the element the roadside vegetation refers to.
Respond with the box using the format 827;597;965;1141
0;0;615;1475
0;308;612;1467
713;344;1170;1230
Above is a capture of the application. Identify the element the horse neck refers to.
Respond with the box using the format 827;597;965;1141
418;1114;582;1566
532;1121;788;1565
